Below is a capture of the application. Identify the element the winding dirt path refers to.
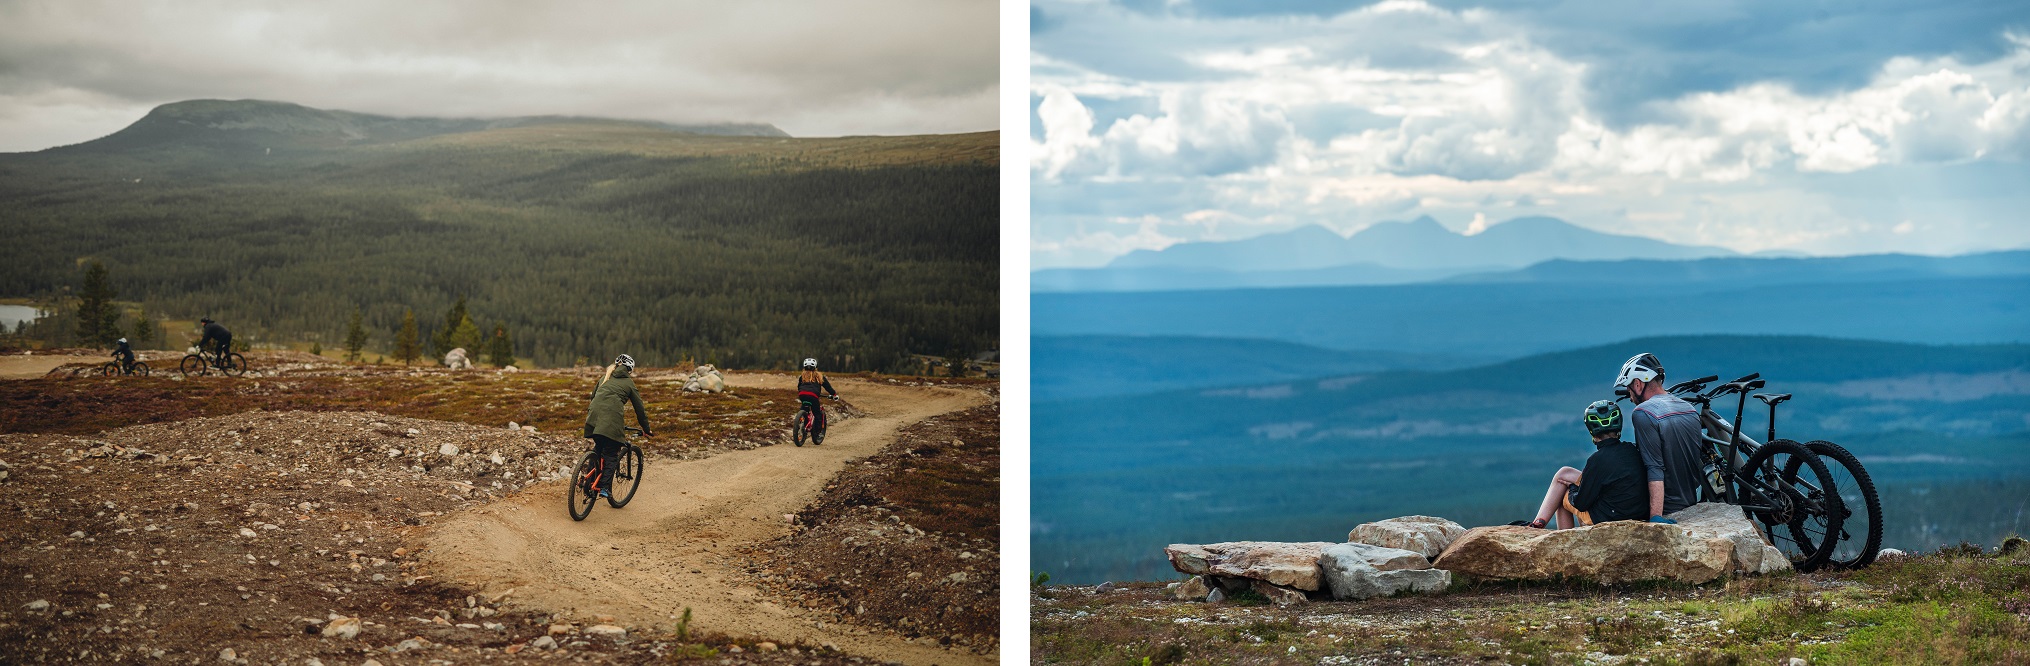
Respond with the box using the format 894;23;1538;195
417;375;994;666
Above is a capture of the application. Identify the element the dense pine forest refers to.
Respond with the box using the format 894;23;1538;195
0;100;997;371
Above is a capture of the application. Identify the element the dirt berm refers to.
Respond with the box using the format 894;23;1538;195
417;375;994;666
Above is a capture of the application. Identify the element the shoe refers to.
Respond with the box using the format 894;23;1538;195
598;489;611;498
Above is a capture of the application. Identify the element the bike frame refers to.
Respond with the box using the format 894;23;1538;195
1673;376;1833;519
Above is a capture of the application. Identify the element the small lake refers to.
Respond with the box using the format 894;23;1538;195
0;304;42;332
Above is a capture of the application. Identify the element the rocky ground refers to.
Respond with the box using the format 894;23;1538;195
1032;544;2030;665
747;403;1000;655
0;354;999;665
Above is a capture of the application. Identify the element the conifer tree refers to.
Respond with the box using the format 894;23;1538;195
433;296;468;358
75;261;121;347
343;307;369;362
395;309;421;365
131;306;155;348
487;324;515;366
450;314;481;354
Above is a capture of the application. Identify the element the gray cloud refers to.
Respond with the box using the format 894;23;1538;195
0;0;997;151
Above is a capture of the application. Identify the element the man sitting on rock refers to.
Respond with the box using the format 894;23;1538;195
1617;352;1705;524
1516;400;1649;529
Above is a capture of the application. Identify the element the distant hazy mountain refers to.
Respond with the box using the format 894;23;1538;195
1031;262;1474;293
1104;215;1737;273
1032;335;1487;402
1447;250;2030;285
48;99;787;154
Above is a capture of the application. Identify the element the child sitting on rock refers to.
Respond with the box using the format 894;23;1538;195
1515;400;1649;529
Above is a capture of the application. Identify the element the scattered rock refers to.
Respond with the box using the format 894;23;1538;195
1094;581;1116;593
547;624;573;636
25;599;50;611
321;616;361;639
1165;541;1333;591
1877;548;1907;559
1206;588;1227;603
530;636;557;650
583;624;625;637
1250;579;1308;606
437;443;459;456
1172;576;1211;601
507;421;519;430
217;648;237;662
1347;515;1468;560
755;642;779;652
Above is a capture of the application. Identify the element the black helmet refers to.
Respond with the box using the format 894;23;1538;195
1614;353;1663;388
199;317;214;324
614;354;635;371
1584;399;1623;436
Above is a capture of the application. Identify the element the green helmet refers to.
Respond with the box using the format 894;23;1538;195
1584;399;1622;437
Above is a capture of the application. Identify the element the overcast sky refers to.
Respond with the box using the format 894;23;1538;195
0;0;998;152
1032;0;2030;267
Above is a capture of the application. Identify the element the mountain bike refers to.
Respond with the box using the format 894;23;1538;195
1653;373;1861;572
179;348;246;377
100;359;151;377
567;426;646;521
792;395;839;447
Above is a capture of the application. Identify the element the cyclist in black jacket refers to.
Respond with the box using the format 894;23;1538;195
198;318;232;364
1518;400;1649;528
112;337;136;374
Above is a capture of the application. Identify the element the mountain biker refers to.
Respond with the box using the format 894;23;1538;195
112;337;136;374
1616;353;1704;524
583;354;652;498
797;358;839;432
198;318;232;365
1517;400;1649;529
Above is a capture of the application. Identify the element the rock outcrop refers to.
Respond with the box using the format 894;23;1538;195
683;364;725;392
1432;502;1790;584
1319;542;1452;600
1346;515;1468;560
444;348;473;370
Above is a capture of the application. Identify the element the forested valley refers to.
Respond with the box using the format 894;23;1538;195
0;100;998;371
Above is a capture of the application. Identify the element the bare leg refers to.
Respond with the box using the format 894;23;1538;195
1532;467;1584;526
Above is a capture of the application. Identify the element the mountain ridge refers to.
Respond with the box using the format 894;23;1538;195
1103;215;1738;273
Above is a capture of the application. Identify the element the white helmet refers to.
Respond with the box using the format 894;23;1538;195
117;338;128;344
614;354;635;371
1614;353;1663;388
802;358;818;369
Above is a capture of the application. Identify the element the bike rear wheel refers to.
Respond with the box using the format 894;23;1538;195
224;353;248;377
100;362;120;377
180;355;207;376
793;410;808;447
608;446;644;508
1788;440;1882;569
812;407;826;445
567;452;600;521
1741;439;1844;572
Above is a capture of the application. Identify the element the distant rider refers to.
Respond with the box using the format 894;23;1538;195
198;317;232;366
797;358;839;431
1616;353;1704;524
112;337;136;374
583;354;652;498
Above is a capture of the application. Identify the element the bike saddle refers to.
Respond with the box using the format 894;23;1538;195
1753;393;1792;406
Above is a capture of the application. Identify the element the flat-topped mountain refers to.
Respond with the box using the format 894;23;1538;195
42;98;788;153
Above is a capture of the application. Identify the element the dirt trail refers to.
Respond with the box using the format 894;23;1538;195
418;375;993;666
0;354;80;379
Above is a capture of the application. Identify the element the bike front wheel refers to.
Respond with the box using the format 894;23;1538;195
567;452;600;521
179;355;207;377
812;410;826;446
223;353;248;377
1741;439;1844;572
1788;440;1882;569
132;361;150;377
608;446;644;508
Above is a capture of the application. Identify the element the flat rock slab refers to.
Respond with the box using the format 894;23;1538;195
1432;502;1791;584
1166;541;1335;591
1347;515;1467;560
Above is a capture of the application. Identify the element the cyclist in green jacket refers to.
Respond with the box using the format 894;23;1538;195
583;354;652;497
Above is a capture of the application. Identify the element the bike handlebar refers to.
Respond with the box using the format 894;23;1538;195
1666;375;1720;394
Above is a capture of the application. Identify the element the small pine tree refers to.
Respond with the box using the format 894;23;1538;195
343;307;368;362
487;324;515;367
433;296;468;358
309;342;322;356
394;309;421;366
76;261;121;347
450;314;481;355
131;306;155;348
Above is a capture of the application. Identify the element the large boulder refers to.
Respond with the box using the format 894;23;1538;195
1347;515;1468;559
683;365;725;392
1432;502;1790;584
1319;543;1452;600
1165;541;1334;591
444;348;473;370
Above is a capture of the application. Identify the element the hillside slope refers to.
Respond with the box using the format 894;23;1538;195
0;100;997;371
